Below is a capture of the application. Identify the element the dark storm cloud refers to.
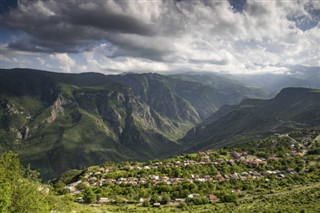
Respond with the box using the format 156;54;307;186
65;7;157;36
2;0;160;54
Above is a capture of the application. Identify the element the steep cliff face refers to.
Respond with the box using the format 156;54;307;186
109;73;202;123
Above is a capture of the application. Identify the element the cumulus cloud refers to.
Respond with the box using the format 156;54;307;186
50;53;75;72
1;0;319;74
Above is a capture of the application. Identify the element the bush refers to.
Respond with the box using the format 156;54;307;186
82;188;97;204
142;200;151;207
178;202;188;210
161;194;171;204
221;194;238;203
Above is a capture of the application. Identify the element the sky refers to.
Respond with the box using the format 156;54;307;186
0;0;320;74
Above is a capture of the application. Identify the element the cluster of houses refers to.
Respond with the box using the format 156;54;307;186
64;165;297;206
65;166;297;194
62;148;306;205
230;151;268;167
59;131;316;207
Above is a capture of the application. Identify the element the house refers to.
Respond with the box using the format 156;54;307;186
262;170;272;175
153;203;161;207
150;175;159;181
174;161;181;165
229;173;239;179
160;176;169;182
193;174;200;179
82;181;90;187
216;174;225;182
252;171;261;177
207;194;218;201
231;189;241;193
118;177;127;181
227;159;235;165
188;194;200;198
64;185;76;193
139;198;146;203
224;175;230;179
88;176;97;183
106;178;116;183
241;172;249;176
99;168;106;173
201;155;211;162
70;180;82;186
37;186;50;194
231;152;241;159
97;197;109;204
175;198;186;203
96;179;106;186
204;175;212;181
246;160;267;168
195;178;206;182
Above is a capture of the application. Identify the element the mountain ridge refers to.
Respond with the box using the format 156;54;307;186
0;68;266;180
181;87;320;152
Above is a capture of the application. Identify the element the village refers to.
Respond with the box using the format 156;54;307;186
63;144;305;206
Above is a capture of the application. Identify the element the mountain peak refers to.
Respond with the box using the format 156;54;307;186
275;87;319;100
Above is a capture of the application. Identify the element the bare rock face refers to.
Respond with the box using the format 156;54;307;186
21;126;30;139
16;129;23;139
46;95;72;123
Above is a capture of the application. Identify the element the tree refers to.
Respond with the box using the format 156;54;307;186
221;194;238;203
75;182;87;190
0;176;11;213
178;202;188;210
142;200;151;207
161;193;171;204
150;195;159;204
0;152;50;213
9;180;50;213
83;188;97;204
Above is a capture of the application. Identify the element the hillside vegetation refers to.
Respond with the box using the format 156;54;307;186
0;68;265;180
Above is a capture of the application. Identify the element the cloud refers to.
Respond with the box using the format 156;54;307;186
1;0;319;74
50;53;75;72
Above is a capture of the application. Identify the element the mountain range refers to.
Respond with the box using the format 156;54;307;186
181;87;320;152
233;65;320;97
0;68;266;180
1;68;319;180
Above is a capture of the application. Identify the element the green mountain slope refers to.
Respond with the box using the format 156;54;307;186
181;87;320;152
0;68;266;180
0;69;177;179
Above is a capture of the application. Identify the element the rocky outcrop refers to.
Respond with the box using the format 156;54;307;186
46;95;72;123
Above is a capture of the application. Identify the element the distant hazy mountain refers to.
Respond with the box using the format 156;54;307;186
233;66;320;97
181;87;320;152
0;68;265;180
